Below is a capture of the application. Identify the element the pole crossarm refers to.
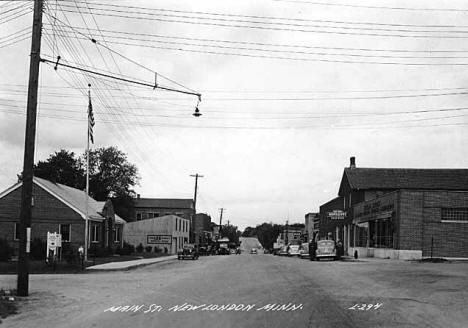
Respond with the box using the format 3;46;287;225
40;57;202;99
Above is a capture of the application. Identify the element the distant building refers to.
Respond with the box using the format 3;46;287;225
0;177;125;253
193;213;212;245
123;215;190;254
319;157;468;260
305;212;319;242
279;228;303;244
133;197;194;222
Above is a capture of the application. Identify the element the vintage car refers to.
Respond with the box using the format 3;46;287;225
299;243;309;259
250;248;258;254
178;245;199;260
315;240;337;261
287;244;301;257
278;245;289;256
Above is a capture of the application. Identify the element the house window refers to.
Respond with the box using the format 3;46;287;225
441;208;468;222
91;225;100;242
148;212;159;219
14;223;19;241
59;224;71;242
165;212;172;216
114;226;121;242
136;212;142;221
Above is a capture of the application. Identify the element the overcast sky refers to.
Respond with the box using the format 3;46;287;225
1;0;467;230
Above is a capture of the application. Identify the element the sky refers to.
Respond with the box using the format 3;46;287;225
1;0;467;230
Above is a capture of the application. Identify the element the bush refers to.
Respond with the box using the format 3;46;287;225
145;246;152;253
88;244;111;258
136;243;144;253
0;239;14;262
62;243;78;264
30;238;46;260
115;242;134;256
154;247;161;254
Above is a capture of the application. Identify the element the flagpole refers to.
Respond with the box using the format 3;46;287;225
84;84;91;262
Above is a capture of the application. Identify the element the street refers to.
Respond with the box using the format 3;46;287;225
1;254;467;328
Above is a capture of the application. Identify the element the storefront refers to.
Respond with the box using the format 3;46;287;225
348;190;468;260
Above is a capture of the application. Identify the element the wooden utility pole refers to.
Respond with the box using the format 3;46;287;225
17;0;43;297
189;173;203;243
189;173;203;213
218;208;225;235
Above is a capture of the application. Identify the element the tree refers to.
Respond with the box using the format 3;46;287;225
242;222;282;249
87;146;140;201
221;224;241;244
33;149;85;188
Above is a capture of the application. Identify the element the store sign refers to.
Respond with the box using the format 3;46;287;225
147;235;171;244
328;210;346;220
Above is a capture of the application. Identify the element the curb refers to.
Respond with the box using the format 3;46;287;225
86;256;177;272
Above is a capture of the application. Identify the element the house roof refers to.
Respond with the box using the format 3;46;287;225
0;177;125;224
134;198;194;209
339;168;468;194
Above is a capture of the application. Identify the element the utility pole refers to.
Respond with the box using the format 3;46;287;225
218;208;225;236
17;0;43;297
189;173;203;243
189;173;203;213
285;220;289;245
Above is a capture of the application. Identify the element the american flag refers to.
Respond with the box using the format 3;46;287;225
88;96;95;144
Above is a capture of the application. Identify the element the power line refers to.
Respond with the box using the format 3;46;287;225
62;1;468;29
56;5;468;39
272;0;468;12
44;24;468;54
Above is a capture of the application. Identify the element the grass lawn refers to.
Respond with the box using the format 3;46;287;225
0;252;171;274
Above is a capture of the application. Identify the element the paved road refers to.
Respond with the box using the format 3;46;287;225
239;237;262;253
1;254;467;328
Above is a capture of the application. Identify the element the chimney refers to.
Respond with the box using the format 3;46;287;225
349;156;356;169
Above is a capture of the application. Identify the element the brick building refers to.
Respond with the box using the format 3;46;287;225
0;177;125;253
193;213;212;245
318;197;345;241
133;197;194;222
319;157;468;260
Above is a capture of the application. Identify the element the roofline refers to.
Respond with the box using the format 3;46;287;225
33;178;87;220
0;181;22;200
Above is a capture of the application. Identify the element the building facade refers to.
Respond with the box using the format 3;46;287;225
193;213;212;246
133;197;194;222
0;177;125;254
123;215;190;254
304;212;319;242
319;157;468;260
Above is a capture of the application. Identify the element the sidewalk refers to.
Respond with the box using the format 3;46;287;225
86;255;177;271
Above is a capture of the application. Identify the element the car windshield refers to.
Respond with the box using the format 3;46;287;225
318;241;335;247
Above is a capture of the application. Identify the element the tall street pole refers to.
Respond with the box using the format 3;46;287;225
189;173;203;243
17;0;43;297
219;208;225;237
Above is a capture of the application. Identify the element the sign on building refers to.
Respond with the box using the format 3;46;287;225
147;235;172;244
46;232;62;260
328;210;346;220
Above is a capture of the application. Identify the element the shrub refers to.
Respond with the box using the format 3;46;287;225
136;243;144;253
0;239;14;262
154;247;161;253
30;238;46;260
62;243;78;264
115;242;134;256
88;244;110;258
145;246;152;253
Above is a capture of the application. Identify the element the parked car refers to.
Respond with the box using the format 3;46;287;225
299;243;309;259
278;246;289;256
315;240;337;261
287;244;301;257
178;245;199;260
250;248;258;254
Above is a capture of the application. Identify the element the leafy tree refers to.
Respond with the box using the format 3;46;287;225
221;224;241;244
34;150;85;189
87;146;140;201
